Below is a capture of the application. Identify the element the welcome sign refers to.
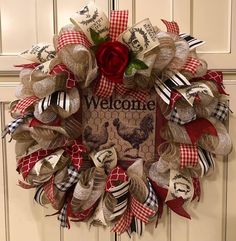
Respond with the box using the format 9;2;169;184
81;88;158;162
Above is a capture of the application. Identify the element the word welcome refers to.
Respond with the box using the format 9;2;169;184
83;95;156;111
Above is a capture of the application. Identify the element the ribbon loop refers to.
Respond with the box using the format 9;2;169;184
90;147;117;170
70;2;109;43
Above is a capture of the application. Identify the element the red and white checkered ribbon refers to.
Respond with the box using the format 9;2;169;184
161;19;180;35
50;64;77;88
12;96;39;115
112;196;155;234
181;57;201;75
94;75;115;97
116;84;147;102
180;143;198;169
109;10;129;41
57;30;91;51
94;80;147;102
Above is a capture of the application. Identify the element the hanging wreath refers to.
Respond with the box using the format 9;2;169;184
2;2;232;236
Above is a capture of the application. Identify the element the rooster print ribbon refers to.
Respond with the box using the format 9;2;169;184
90;147;117;171
150;178;191;219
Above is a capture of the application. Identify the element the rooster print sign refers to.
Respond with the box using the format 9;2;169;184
81;89;157;162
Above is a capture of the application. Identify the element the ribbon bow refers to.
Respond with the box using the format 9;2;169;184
112;196;156;234
150;180;191;219
58;4;154;102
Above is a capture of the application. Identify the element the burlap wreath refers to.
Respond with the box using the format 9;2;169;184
2;2;232;236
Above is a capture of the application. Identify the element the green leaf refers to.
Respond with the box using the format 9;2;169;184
132;59;148;70
125;58;148;76
90;28;108;45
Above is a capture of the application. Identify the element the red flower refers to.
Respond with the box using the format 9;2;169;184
96;41;129;83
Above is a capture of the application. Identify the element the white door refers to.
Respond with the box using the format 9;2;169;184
0;1;236;240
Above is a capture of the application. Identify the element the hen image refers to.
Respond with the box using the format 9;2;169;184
113;113;154;158
83;121;109;151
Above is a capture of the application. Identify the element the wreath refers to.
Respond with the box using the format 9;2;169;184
2;2;232;236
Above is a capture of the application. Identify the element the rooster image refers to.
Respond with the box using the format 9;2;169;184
113;114;154;158
83;122;109;151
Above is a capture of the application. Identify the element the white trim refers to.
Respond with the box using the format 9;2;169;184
0;82;19;87
224;80;236;85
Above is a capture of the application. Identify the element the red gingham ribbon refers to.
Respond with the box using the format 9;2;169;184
17;149;54;179
57;30;91;51
94;75;115;97
95;79;148;102
181;57;201;75
116;84;147;102
12;96;39;115
50;64;77;88
161;19;180;35
112;208;132;234
131;196;155;223
112;196;155;234
109;10;129;41
180;143;198;169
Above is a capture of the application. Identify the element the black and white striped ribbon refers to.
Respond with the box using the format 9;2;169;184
110;180;130;219
198;147;215;177
34;185;45;206
127;217;144;237
38;91;70;114
155;72;190;104
179;33;205;50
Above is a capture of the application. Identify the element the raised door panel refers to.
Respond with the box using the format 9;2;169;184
225;82;236;241
0;0;54;71
0;83;61;241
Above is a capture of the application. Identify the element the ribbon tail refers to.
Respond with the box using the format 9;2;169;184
112;208;133;234
166;197;191;219
18;180;36;189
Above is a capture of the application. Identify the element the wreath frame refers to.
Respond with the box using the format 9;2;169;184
1;1;232;236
